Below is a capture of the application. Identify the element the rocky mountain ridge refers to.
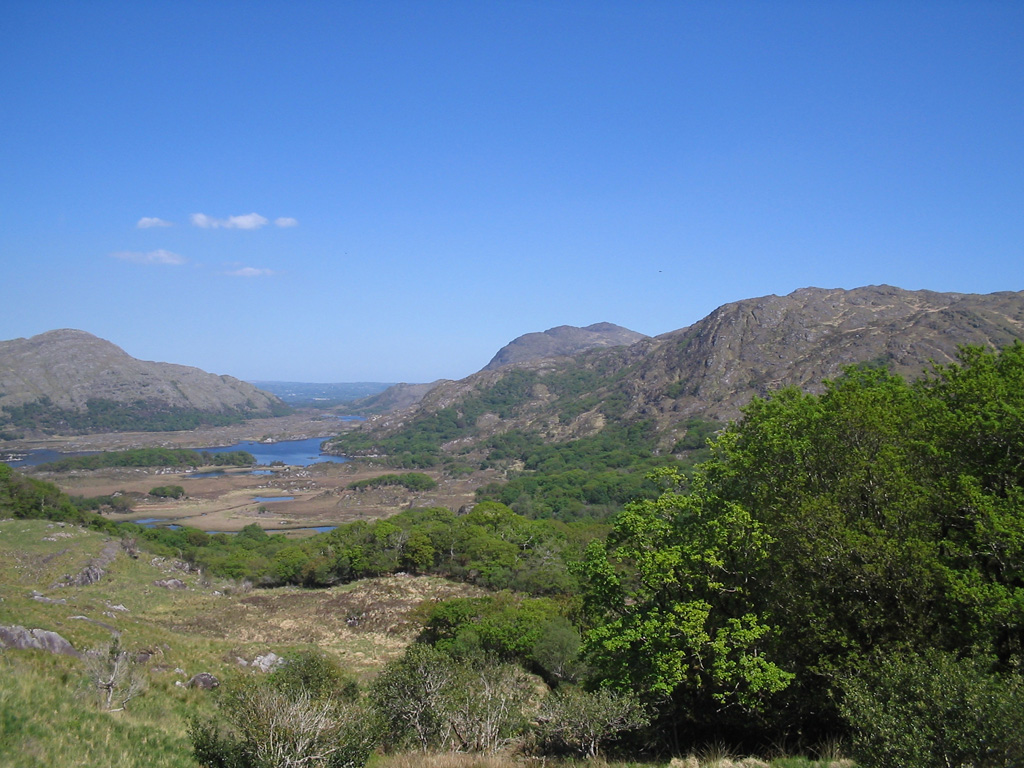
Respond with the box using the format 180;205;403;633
349;285;1024;454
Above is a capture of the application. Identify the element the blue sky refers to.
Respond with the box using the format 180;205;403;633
2;1;1021;383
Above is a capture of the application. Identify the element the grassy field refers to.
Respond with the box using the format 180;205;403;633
0;518;483;764
0;518;849;767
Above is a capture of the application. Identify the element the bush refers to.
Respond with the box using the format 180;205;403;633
149;485;185;499
269;651;360;702
190;672;375;768
535;686;649;757
839;651;1024;768
370;645;534;754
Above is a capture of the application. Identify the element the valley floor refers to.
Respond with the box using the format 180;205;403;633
8;413;497;534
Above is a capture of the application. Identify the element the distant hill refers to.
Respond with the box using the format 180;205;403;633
342;381;447;416
484;322;648;370
0;329;288;436
328;286;1024;458
344;323;647;418
251;381;395;406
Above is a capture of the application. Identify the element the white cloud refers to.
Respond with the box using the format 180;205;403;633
112;249;186;265
191;212;269;229
227;213;268;229
275;217;299;228
137;217;173;228
225;266;275;277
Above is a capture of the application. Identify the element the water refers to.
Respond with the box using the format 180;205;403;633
131;518;182;530
200;437;348;467
253;496;295;502
3;448;97;468
4;436;348;469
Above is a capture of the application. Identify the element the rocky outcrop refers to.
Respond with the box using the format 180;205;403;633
53;541;121;588
0;625;80;657
153;578;187;590
484;322;648;370
187;672;220;689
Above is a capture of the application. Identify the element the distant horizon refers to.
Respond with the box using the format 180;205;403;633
6;282;1022;386
4;2;1021;381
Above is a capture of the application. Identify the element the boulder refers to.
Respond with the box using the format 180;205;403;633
0;625;80;657
187;672;220;690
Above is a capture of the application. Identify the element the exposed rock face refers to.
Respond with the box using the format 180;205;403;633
0;625;80;657
0;328;284;430
348;286;1024;452
484;322;648;370
623;285;1024;423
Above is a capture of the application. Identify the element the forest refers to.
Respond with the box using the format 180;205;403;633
3;343;1023;767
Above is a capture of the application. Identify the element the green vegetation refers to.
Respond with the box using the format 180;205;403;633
477;422;691;522
347;472;438;492
1;395;290;434
189;651;374;768
581;343;1024;751
5;342;1024;766
37;447;256;471
150;485;186;499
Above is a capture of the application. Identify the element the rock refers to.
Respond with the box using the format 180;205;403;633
0;625;81;657
153;578;187;590
70;564;106;586
187;673;220;690
30;591;67;605
252;652;283;672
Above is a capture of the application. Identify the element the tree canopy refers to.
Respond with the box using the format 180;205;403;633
579;343;1024;745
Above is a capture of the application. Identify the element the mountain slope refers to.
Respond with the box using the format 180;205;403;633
0;329;286;434
333;286;1024;458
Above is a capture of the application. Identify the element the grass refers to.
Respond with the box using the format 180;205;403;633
0;651;200;768
0;519;489;764
366;755;851;768
0;519;854;767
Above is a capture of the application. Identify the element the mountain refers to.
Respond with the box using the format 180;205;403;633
0;329;287;435
483;322;648;370
333;286;1024;457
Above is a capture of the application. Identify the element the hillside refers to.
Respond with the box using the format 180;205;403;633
0;514;480;767
343;323;647;417
0;330;287;435
332;286;1024;457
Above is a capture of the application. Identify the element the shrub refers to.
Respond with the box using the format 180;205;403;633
149;485;185;499
190;674;375;768
535;686;649;757
839;651;1024;768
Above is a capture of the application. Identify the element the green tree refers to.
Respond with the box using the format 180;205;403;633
578;465;792;723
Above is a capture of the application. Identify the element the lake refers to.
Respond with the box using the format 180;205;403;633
199;437;348;467
3;436;348;469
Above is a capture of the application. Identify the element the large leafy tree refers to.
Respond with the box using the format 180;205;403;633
578;463;792;730
579;344;1024;743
